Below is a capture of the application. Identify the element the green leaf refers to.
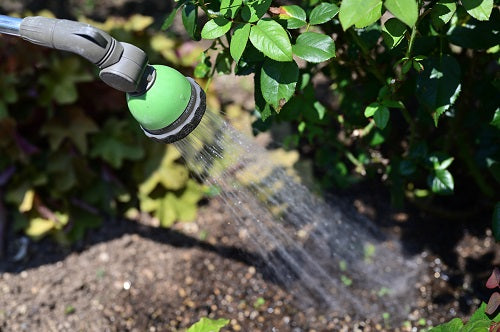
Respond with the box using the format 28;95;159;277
194;52;211;78
201;17;232;39
429;318;464;332
494;202;500;241
277;5;307;29
384;0;419;27
182;3;199;40
469;303;491;323
292;32;336;63
309;2;340;25
339;0;383;30
431;0;457;29
162;3;183;30
364;103;379;117
241;0;272;22
260;59;298;110
491;108;500;129
230;23;251;62
220;0;243;18
463;0;493;21
416;55;461;126
314;101;326;120
437;157;454;170
90;119;145;168
429;169;454;194
249;19;292;61
374;106;390;129
187;318;230;332
460;320;491;331
41;108;98;154
382;18;407;49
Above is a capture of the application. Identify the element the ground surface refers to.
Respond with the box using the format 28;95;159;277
1;193;499;331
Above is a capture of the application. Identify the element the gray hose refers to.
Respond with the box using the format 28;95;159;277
0;15;21;36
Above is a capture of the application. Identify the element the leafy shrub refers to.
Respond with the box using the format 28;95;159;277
165;0;500;233
429;303;499;331
0;12;206;243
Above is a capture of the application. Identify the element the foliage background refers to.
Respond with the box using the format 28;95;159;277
165;0;500;238
0;11;208;246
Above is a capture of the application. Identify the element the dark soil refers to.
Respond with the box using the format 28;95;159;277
1;192;499;331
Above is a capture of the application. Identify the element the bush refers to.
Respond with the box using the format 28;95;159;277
166;0;500;234
0;12;206;244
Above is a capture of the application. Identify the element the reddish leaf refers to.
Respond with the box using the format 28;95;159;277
486;292;500;315
486;268;500;289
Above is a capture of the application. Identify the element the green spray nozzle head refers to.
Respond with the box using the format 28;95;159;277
126;65;206;143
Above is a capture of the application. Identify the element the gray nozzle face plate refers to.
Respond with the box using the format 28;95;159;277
142;78;206;143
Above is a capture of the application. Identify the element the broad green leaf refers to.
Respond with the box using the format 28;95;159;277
25;218;55;239
194;52;211;78
416;55;461;126
230;23;251;62
241;0;272;22
463;0;493;21
201;17;232;39
292;32;336;63
309;2;340;25
90;119;145;168
277;5;307;29
384;0;419;27
220;0;243;18
374;106;390;129
429;318;463;332
460;319;491;331
494;202;500;241
382;18;407;49
491;108;500;129
429;169;454;194
469;303;491;323
182;3;199;40
364;103;379;117
249;19;292;61
437;157;454;170
260;59;298;110
41;107;98;154
339;0;383;30
161;6;180;30
431;0;457;29
187;318;230;332
38;57;92;105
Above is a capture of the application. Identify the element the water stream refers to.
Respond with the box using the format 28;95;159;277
174;110;421;319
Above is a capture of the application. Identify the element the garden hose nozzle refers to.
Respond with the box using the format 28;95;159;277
0;15;206;143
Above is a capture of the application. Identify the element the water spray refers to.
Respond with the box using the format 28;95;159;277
0;15;206;143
